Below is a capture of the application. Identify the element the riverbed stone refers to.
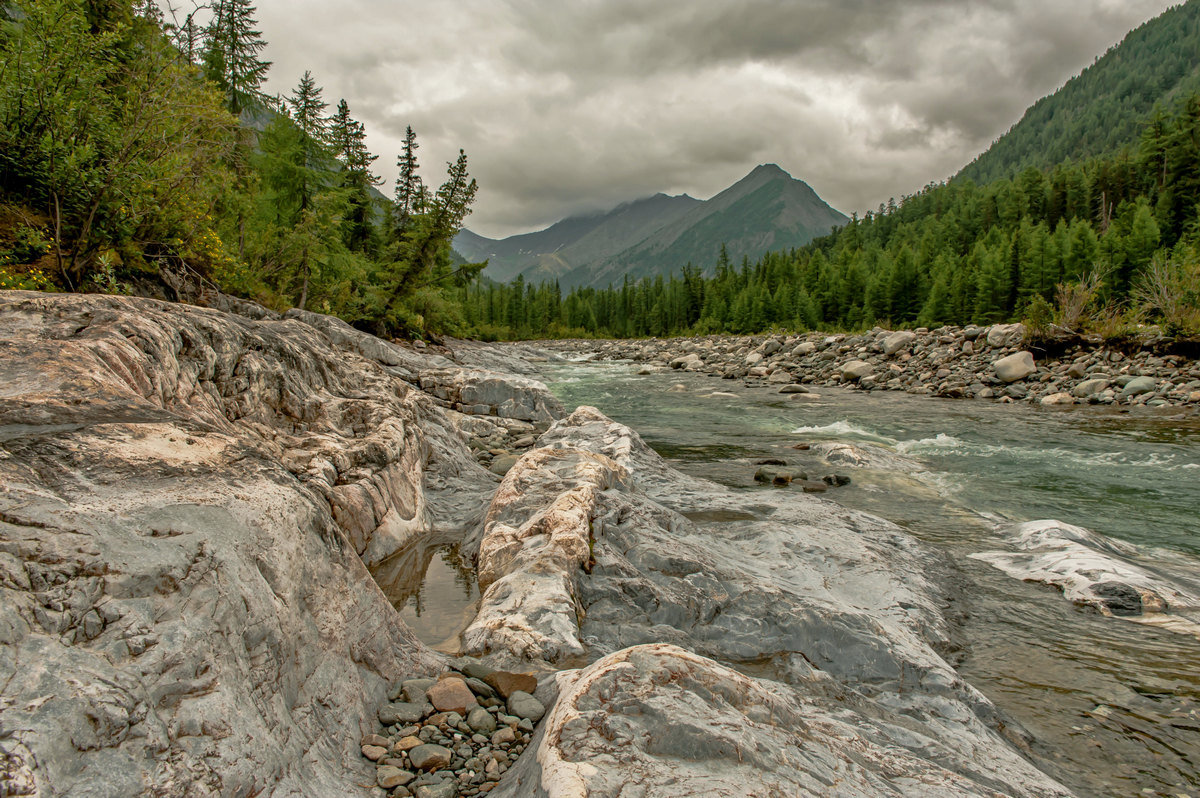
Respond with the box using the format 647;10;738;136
380;702;431;726
482;671;538;699
361;744;388;761
993;351;1036;382
401;678;437;704
841;360;873;380
409;744;454;771
986;322;1025;348
378;766;417;789
1072;378;1110;398
505;691;546;722
414;783;457;798
883;330;917;355
428;678;479;715
1120;376;1158;397
467;706;498;734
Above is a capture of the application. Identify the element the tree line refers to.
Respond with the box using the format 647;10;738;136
0;0;482;336
458;94;1200;340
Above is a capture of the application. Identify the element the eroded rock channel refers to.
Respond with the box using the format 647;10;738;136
0;291;1081;796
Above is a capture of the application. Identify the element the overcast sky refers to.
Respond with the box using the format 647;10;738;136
212;0;1176;238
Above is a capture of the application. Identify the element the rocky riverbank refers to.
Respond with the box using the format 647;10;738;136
1;290;1086;796
537;325;1200;409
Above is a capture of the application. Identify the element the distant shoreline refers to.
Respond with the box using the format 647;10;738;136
527;325;1200;410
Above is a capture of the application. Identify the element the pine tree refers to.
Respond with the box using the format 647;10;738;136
202;0;271;115
329;98;381;253
394;126;423;239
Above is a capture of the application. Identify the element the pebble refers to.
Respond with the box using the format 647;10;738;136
361;665;547;794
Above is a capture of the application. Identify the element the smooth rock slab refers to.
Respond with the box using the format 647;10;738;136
491;644;1073;797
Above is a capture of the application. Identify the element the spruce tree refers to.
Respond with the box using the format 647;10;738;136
202;0;271;115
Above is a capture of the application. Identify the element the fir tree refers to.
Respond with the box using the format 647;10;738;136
202;0;271;115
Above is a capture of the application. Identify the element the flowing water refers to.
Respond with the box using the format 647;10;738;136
541;358;1200;798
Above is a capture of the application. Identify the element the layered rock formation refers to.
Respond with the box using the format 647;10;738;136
1;291;1078;796
466;406;1074;796
0;291;557;796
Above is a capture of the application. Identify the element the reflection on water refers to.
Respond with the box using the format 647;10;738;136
541;358;1200;797
370;541;478;653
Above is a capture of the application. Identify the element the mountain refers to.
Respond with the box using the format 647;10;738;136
958;0;1200;184
455;193;699;283
457;164;846;288
561;164;847;288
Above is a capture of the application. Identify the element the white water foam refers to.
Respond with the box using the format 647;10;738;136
790;420;896;445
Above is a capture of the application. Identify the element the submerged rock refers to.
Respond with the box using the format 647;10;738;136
971;520;1200;622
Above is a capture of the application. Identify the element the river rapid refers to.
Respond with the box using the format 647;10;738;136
538;357;1200;798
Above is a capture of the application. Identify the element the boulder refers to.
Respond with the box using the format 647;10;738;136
882;330;916;355
993;351;1036;383
986;323;1026;348
840;360;874;380
427;677;479;715
1120;376;1158;397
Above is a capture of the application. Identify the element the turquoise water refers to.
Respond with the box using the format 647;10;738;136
541;358;1200;797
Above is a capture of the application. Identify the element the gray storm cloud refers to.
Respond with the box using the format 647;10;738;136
235;0;1174;238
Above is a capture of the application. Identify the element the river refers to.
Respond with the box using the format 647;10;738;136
539;357;1200;798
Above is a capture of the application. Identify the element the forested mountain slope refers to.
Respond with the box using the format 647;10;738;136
958;0;1200;184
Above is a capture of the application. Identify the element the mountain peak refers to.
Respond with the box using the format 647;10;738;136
750;163;790;178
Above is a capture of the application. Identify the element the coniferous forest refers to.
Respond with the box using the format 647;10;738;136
459;98;1200;340
1;0;1198;342
0;0;483;337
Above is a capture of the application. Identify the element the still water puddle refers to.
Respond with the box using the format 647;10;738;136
371;541;478;654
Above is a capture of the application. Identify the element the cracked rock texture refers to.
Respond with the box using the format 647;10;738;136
0;291;560;797
474;407;1074;796
494;644;1072;798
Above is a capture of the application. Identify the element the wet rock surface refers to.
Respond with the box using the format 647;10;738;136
536;325;1200;408
971;520;1200;631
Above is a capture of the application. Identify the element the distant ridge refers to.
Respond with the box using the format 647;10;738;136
957;0;1200;184
456;164;846;289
